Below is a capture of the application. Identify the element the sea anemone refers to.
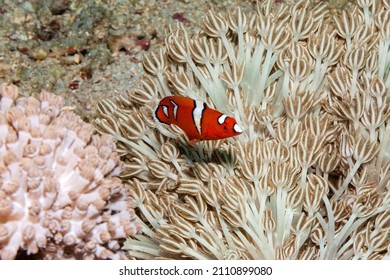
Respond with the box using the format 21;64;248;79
95;0;390;259
0;83;140;259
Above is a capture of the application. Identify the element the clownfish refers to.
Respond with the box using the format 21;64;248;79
153;96;243;141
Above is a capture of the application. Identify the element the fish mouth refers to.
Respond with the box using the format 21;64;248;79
233;123;243;134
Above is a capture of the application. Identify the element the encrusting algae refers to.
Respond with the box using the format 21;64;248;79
0;83;140;259
94;0;390;260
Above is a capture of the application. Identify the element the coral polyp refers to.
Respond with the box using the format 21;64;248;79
95;0;390;260
0;84;140;259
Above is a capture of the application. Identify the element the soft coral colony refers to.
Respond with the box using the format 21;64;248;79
0;84;140;259
95;0;390;260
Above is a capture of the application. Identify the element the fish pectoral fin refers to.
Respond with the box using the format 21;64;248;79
154;122;178;139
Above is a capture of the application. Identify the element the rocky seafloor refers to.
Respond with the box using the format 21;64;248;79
0;0;352;121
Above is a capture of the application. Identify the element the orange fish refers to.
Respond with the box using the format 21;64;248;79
153;96;243;141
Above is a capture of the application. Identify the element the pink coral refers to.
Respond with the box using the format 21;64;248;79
0;83;140;259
